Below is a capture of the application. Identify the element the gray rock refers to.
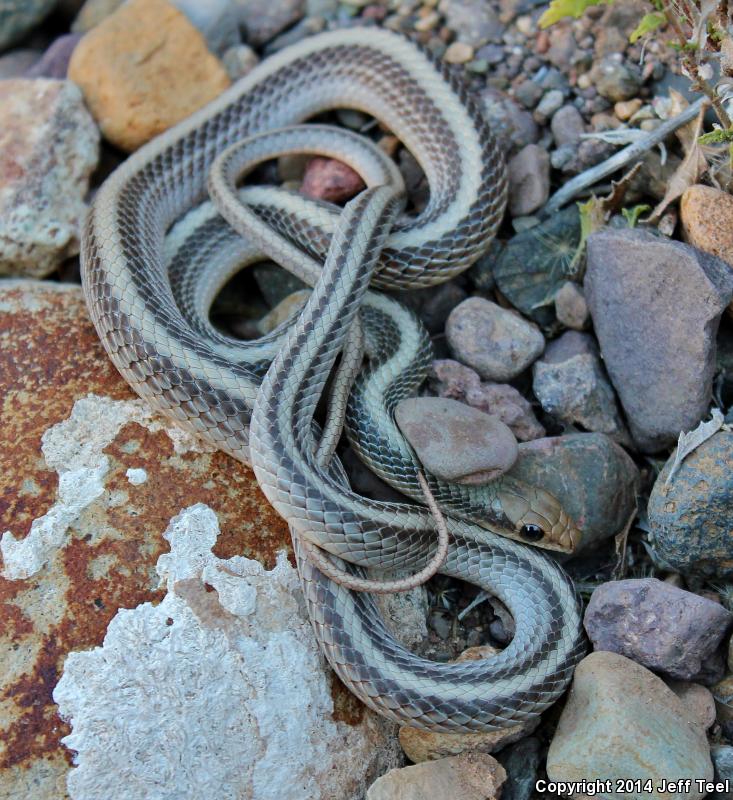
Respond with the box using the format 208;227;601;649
546;24;576;70
554;281;588;329
497;737;542;800
551;104;585;147
446;297;545;382
479;88;539;155
592;54;643;102
234;0;304;46
494;205;582;329
584;578;732;682
0;79;99;278
221;43;259;81
25;33;82;79
253;263;307;308
711;746;733;800
173;0;241;55
394;397;518;485
585;228;733;452
535;88;564;121
438;0;504;46
0;0;58;51
429;360;545;442
508;433;639;551
648;431;733;580
547;652;714;800
507;144;550;216
368;753;506;800
514;80;543;109
0;48;40;78
532;331;630;445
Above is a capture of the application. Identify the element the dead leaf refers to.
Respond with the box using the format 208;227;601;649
665;408;725;485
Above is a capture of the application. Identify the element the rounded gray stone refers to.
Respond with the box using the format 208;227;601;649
394;396;518;485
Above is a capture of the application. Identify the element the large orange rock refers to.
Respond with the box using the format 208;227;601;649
680;184;733;266
68;0;230;151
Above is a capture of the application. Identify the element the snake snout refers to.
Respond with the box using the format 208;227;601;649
497;484;581;553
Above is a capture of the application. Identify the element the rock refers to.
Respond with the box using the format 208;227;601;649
479;87;539;155
667;681;717;730
429;360;545;442
494;205;582;329
535;89;564;122
584;579;732;682
713;674;733;725
301;157;366;204
394;397;518;485
443;41;474;64
681;184;733;266
532;332;630;445
514;79;543;109
0;281;400;799
614;98;643;121
438;0;503;46
234;0;304;47
254;262;307;308
68;0;231;152
416;283;467;335
0;79;99;278
0;49;40;78
221;42;259;81
71;0;124;31
647;431;733;580
497;737;542;800
711;746;733;800
367;753;506;800
446;297;545;382
0;0;58;51
508;433;639;551
546;24;576;70
256;289;310;334
507;144;550;216
24;34;82;78
592;55;642;102
555;281;588;329
171;0;241;55
547;652;714;800
551;105;585;147
585;228;733;452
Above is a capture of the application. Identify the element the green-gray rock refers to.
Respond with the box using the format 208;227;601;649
547;651;713;800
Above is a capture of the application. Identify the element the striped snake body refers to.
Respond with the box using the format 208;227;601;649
81;27;586;732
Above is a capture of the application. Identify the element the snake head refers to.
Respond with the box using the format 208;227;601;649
495;478;581;554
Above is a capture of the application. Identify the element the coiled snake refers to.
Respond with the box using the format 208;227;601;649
81;27;585;732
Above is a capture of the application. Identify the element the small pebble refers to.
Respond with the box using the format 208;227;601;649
534;88;564;121
554;281;588;329
614;98;642;120
443;41;474;64
507;143;550;216
550;104;585;147
301;157;365;204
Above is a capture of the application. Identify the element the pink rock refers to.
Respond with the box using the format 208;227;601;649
301;157;365;204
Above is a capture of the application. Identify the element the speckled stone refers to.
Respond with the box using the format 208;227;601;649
547;652;714;800
0;79;99;278
648;431;733;579
68;0;230;151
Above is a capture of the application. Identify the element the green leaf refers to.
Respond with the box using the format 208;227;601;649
538;0;611;28
699;128;733;145
621;204;651;227
629;11;666;43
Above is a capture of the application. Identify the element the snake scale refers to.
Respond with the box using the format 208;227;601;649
81;26;586;732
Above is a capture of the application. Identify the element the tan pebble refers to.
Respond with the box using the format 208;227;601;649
414;10;440;30
614;98;642;121
68;0;230;151
555;281;588;330
576;72;592;89
680;184;733;266
443;41;474;64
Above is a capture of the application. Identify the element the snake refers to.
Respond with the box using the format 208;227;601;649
81;26;586;732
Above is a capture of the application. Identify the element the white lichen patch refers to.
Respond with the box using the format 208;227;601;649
54;504;397;800
1;394;214;579
125;467;148;485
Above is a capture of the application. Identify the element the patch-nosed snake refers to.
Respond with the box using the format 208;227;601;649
81;27;586;732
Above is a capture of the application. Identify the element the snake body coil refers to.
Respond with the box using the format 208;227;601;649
81;27;586;732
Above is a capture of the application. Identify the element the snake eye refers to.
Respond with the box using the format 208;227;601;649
519;524;544;542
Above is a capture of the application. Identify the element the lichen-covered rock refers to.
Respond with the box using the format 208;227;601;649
584;579;732;682
0;0;58;50
54;505;401;800
585;228;733;452
429;359;545;442
394;397;518;485
367;752;506;800
711;746;733;800
68;0;230;151
0;79;99;278
446;297;545;382
532;332;630;445
0;281;396;798
547;652;714;800
494;205;582;329
508;433;639;551
647;431;733;579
